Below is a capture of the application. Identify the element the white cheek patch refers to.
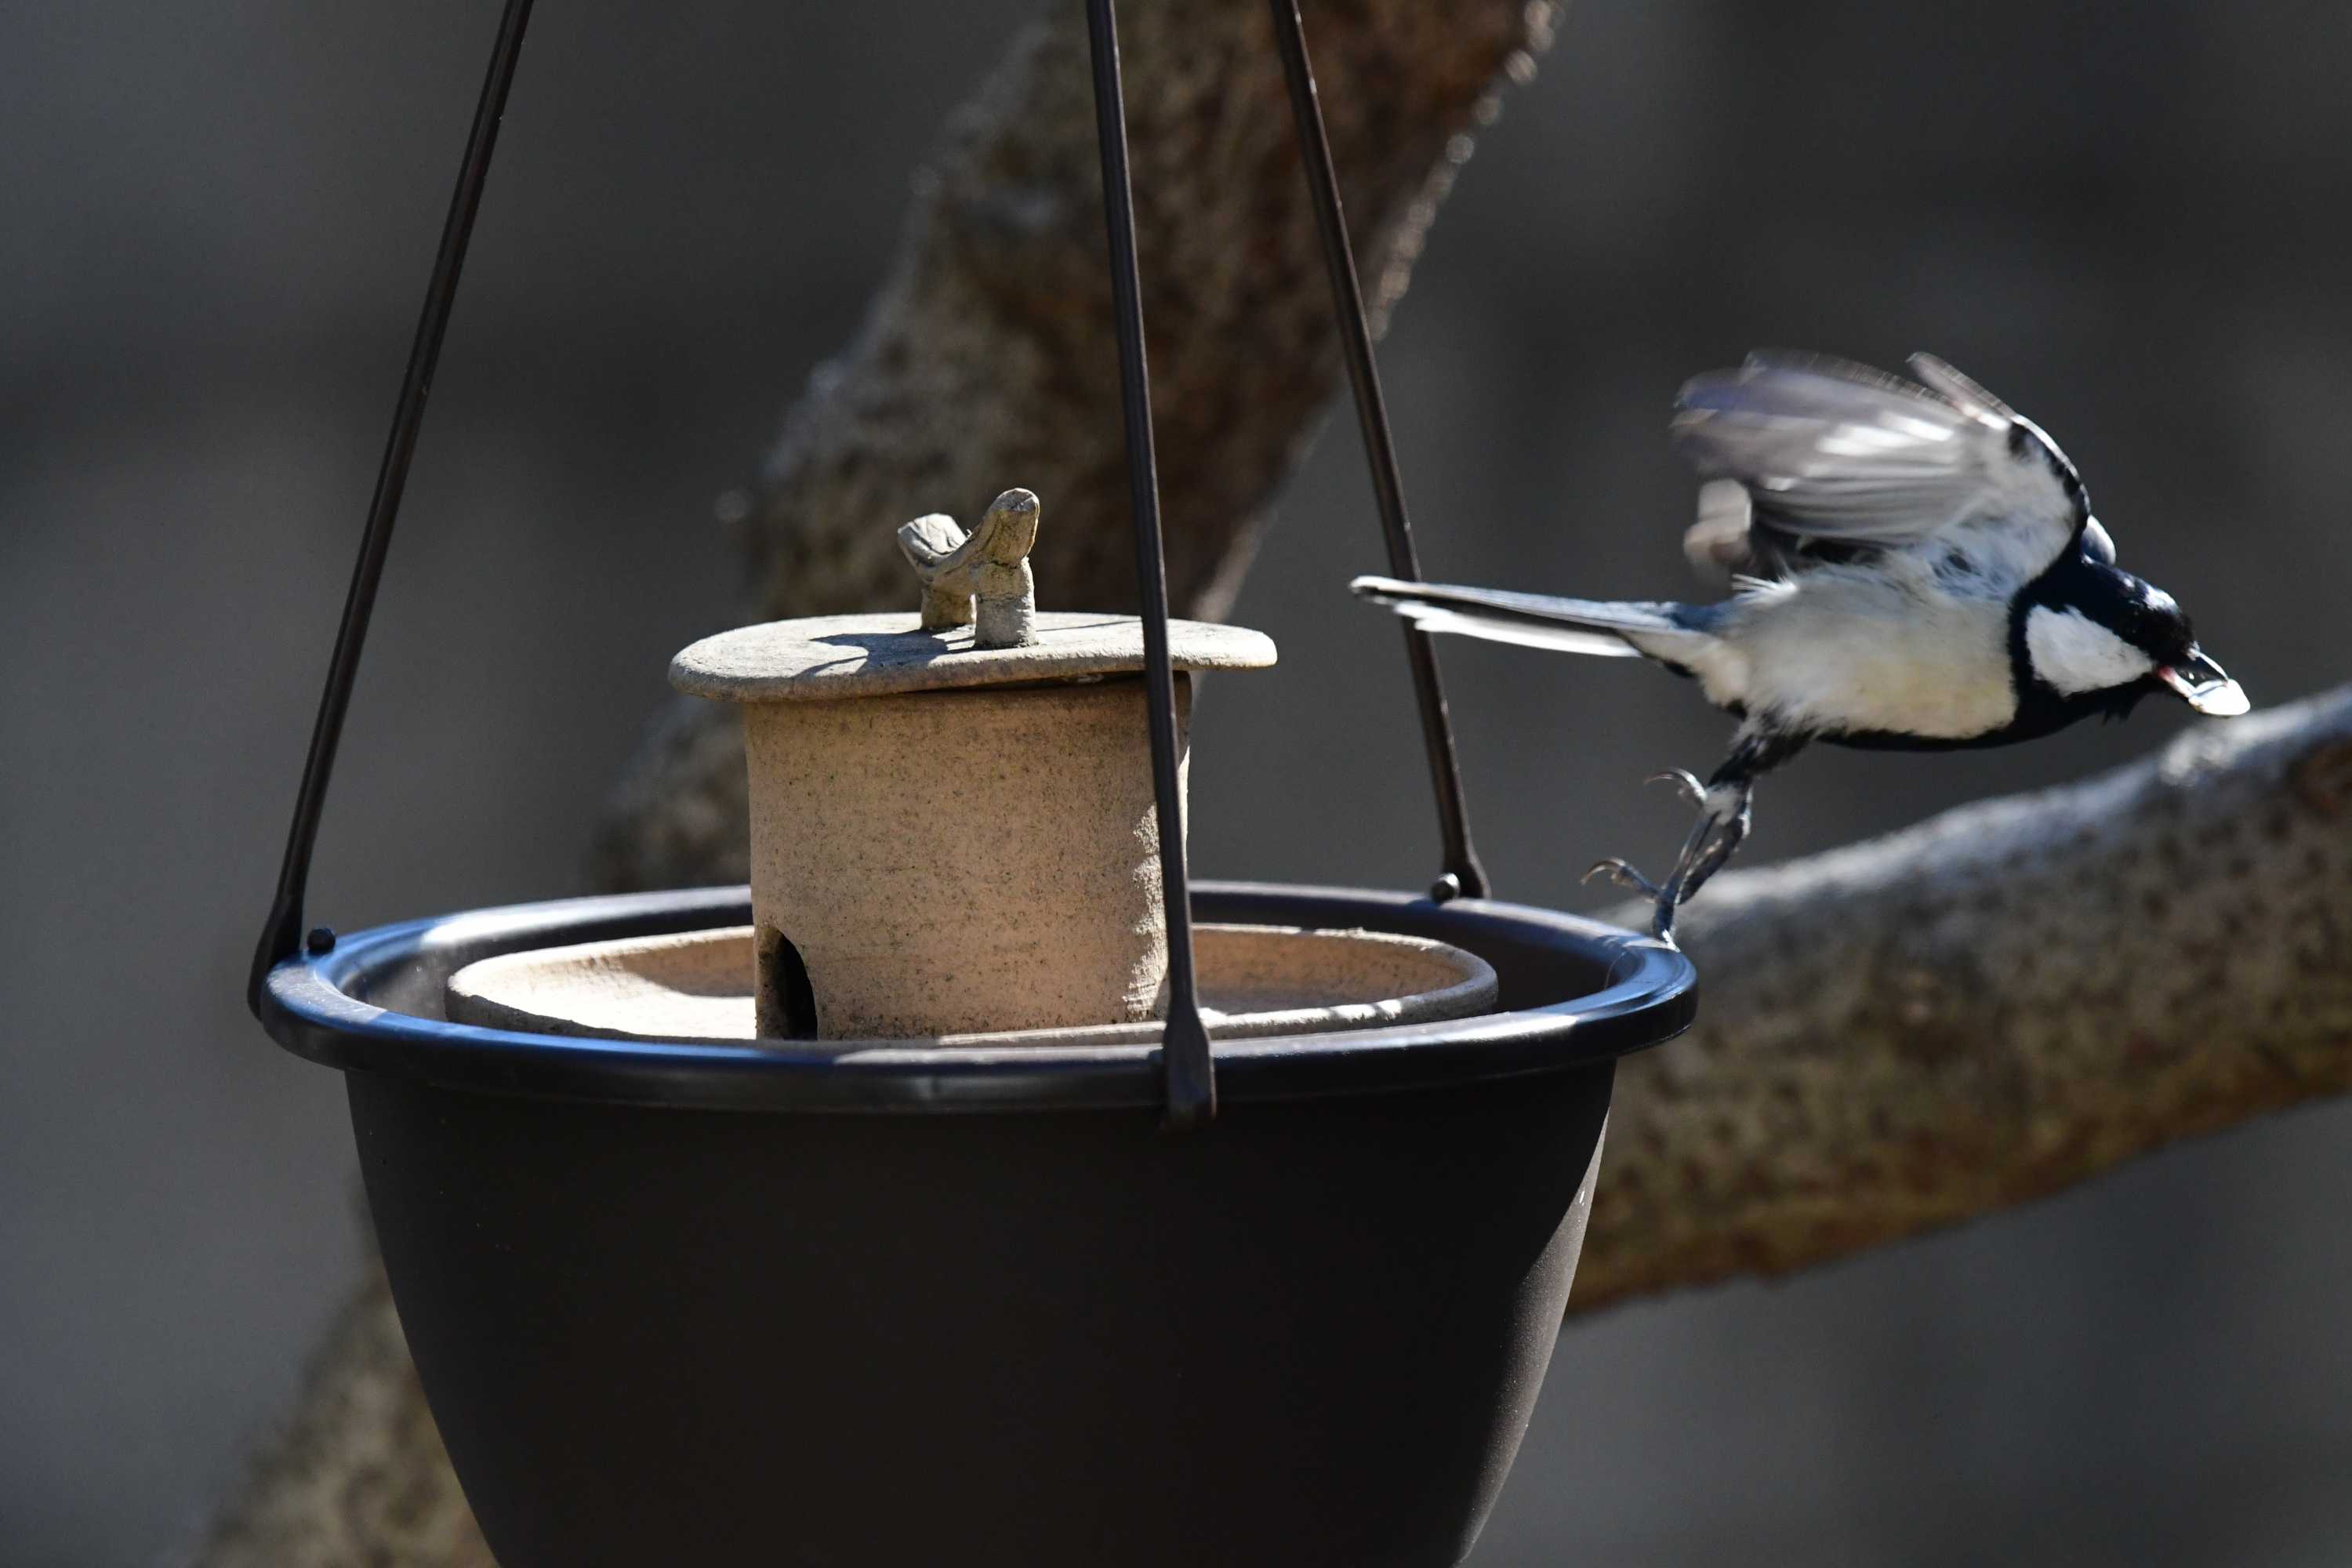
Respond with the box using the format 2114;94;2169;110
2025;605;2153;695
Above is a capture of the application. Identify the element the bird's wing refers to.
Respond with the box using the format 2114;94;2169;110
1671;351;2089;581
1905;351;2013;423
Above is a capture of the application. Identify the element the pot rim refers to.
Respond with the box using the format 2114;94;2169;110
258;881;1695;1113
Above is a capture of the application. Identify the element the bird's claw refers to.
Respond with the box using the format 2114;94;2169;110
1645;768;1707;808
1583;857;1663;900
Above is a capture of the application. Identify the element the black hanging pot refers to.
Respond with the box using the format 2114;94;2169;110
246;2;1699;1563
258;883;1690;1567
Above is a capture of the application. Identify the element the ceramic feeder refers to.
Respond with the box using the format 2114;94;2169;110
245;5;1700;1566
669;489;1276;1040
445;491;1512;1056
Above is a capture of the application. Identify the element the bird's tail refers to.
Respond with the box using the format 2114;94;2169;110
1351;575;1717;662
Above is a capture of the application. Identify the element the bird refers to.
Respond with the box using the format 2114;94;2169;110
1354;350;2248;944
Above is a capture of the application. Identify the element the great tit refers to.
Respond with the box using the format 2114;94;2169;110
1355;350;2247;943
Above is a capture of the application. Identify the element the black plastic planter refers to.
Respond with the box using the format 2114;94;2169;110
259;881;1692;1568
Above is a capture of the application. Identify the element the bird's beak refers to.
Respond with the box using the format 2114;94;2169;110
2155;648;2249;717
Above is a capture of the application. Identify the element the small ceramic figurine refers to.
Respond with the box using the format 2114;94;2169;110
898;485;1042;649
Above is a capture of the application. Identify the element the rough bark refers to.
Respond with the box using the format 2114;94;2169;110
1573;688;2352;1310
194;1257;495;1568
198;2;1555;1561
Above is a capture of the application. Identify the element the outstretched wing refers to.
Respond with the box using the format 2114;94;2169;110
1671;351;2089;583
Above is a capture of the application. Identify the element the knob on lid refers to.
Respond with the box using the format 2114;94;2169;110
673;486;1274;703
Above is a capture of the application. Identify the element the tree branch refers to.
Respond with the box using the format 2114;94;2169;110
194;1252;494;1568
1574;686;2352;1312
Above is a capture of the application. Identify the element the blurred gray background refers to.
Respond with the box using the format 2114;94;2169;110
5;2;2350;1563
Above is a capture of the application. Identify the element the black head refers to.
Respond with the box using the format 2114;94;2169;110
2016;546;2248;721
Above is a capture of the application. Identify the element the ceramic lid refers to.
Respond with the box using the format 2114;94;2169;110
670;611;1276;702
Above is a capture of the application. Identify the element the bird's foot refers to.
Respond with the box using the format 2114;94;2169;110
1645;768;1708;808
1647;896;1681;947
1583;857;1663;900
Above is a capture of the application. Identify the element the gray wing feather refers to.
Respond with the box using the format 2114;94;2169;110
1682;478;1755;579
1906;351;2015;423
1670;353;2078;566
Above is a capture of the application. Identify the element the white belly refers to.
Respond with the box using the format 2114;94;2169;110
1708;570;2018;740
